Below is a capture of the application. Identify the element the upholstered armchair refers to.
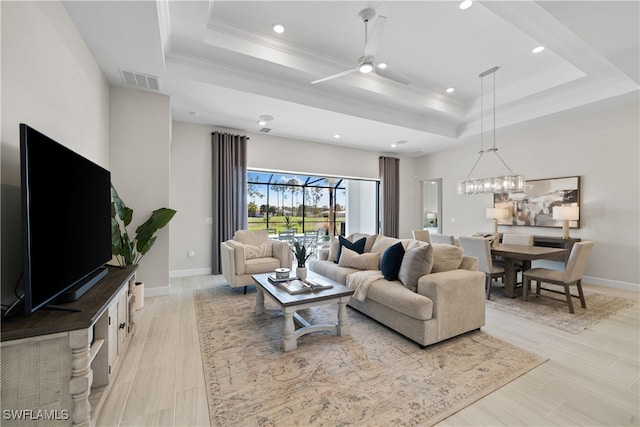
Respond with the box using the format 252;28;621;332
220;230;292;294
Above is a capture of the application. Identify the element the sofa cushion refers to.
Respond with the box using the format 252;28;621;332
308;259;360;284
338;247;381;270
244;242;273;260
244;257;281;274
234;229;268;246
370;235;400;254
365;279;433;321
335;235;366;263
398;244;434;292
380;242;405;281
347;233;379;253
431;244;464;273
327;236;340;262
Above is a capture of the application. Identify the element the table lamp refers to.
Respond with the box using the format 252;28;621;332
553;206;579;239
486;207;509;234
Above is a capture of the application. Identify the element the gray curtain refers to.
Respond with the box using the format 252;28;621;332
379;156;400;238
212;132;248;274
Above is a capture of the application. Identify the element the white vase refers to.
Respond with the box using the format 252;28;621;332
296;267;307;280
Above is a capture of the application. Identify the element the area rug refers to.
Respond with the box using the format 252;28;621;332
194;285;546;426
486;284;637;334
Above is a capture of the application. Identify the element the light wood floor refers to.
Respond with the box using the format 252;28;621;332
97;276;639;426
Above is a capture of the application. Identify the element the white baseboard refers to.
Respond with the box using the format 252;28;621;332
169;268;213;278
583;276;639;292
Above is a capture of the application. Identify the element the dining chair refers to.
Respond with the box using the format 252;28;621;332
412;229;431;242
497;234;534;285
523;241;594;313
304;230;319;257
278;231;294;243
430;234;455;245
458;237;505;299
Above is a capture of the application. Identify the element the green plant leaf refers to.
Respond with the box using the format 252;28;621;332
111;218;123;256
111;184;133;226
135;208;177;255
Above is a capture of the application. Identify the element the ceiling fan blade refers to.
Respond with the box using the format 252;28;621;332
364;15;386;57
374;67;411;85
310;67;359;84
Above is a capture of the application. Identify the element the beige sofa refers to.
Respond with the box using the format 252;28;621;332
220;230;292;293
308;233;486;348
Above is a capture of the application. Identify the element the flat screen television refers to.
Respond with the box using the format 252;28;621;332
20;124;112;314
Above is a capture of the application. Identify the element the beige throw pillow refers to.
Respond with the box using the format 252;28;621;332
370;235;400;254
431;244;464;273
338;247;381;270
327;236;340;262
398;244;434;292
244;242;273;260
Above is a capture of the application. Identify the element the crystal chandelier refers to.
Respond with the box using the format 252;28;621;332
457;67;524;195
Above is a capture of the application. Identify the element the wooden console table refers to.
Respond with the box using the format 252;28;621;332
1;265;138;427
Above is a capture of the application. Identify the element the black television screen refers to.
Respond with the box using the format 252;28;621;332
20;124;111;313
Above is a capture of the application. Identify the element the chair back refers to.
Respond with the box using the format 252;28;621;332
304;230;318;247
278;231;294;243
502;233;533;246
430;234;455;245
233;229;269;245
265;228;276;235
564;241;594;282
412;229;431;242
458;237;493;274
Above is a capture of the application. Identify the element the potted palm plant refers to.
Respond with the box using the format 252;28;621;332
111;184;177;266
291;238;311;279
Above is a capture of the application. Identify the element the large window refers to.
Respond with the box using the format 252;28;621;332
247;171;378;236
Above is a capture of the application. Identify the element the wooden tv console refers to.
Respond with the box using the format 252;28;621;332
1;265;138;427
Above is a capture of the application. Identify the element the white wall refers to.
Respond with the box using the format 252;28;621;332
110;87;172;291
1;1;110;303
169;122;419;275
416;95;640;289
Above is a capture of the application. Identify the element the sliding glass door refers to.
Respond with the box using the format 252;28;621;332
247;171;378;236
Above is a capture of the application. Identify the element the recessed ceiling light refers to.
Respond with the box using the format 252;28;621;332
390;143;397;148
532;46;545;53
446;87;455;93
333;134;341;139
272;23;285;34
359;63;374;73
459;0;472;10
377;63;387;69
258;120;267;126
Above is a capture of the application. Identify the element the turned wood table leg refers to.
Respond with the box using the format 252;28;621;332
255;286;265;315
336;299;349;336
69;330;92;427
281;308;297;351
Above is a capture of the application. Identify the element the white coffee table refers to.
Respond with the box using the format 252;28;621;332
252;271;354;351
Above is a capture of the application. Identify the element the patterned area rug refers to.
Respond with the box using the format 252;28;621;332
194;285;546;426
486;284;636;334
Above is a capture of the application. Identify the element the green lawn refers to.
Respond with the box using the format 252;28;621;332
247;215;343;234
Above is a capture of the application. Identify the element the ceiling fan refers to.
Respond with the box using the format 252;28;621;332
310;8;410;85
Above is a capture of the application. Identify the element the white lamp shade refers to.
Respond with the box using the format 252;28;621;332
486;207;509;219
553;206;579;221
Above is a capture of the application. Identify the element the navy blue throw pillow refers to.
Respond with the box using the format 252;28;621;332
380;242;405;281
335;236;366;264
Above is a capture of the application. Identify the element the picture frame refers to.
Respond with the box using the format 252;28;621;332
493;176;580;228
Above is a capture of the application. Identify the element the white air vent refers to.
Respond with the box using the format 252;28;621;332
260;128;271;133
119;69;159;91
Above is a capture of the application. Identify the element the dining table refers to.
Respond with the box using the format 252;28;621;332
490;244;567;298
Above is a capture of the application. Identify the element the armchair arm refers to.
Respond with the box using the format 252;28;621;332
271;240;292;268
224;240;246;276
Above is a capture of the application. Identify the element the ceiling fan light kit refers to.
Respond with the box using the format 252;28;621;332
310;8;410;85
458;66;525;195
